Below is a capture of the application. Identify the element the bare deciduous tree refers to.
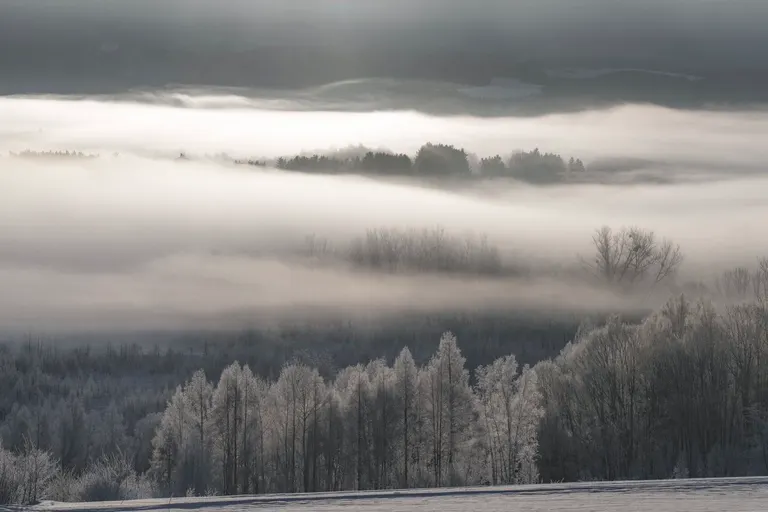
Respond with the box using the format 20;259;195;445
754;258;768;304
583;226;683;287
717;267;752;300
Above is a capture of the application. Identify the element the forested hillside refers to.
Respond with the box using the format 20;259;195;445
2;256;768;503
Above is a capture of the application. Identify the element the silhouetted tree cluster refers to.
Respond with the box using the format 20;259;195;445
479;155;506;174
359;151;413;174
276;151;414;175
234;159;267;167
9;150;98;159
277;155;348;173
507;149;567;183
7;145;593;183
348;228;503;275
304;227;510;276
413;144;470;176
568;157;587;174
263;144;586;183
480;150;586;183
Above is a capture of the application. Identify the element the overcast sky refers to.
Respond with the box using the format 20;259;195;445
2;0;767;94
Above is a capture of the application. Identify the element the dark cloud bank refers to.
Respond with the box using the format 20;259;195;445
1;0;768;111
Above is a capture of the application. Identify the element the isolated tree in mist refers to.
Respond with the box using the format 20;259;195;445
584;226;683;287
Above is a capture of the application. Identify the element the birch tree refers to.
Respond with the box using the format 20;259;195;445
424;332;475;486
393;347;419;488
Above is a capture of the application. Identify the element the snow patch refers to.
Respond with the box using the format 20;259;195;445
32;477;768;512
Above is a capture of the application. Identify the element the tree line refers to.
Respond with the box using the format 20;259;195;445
270;144;586;184
4;145;588;184
0;334;541;502
8;150;99;159
147;333;541;496
305;227;506;276
0;312;579;504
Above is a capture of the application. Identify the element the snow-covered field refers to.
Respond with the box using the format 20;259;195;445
32;478;768;512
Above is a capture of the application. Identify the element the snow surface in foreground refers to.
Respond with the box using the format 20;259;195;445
31;477;768;512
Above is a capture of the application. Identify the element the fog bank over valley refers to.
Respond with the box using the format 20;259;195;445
1;95;768;332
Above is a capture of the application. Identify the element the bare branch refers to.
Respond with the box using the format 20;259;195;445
583;225;683;288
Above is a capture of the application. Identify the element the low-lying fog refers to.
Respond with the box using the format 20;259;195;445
2;94;768;331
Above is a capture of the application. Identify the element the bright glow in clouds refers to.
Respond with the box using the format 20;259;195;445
1;94;768;331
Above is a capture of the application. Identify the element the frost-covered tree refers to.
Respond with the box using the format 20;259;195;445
271;363;326;493
364;359;396;489
150;386;188;493
423;332;476;486
212;363;242;495
237;366;269;494
534;294;768;482
0;439;58;505
182;370;214;495
476;356;543;484
393;347;419;488
0;443;18;504
333;363;368;490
